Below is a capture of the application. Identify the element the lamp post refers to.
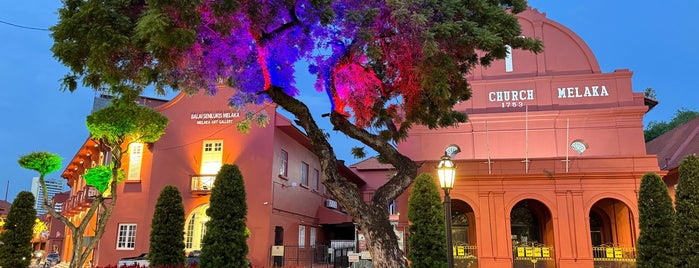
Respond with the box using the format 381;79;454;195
437;153;456;268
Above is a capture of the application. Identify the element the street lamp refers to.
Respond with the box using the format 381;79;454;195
437;152;457;268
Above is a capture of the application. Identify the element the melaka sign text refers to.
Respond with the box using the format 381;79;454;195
557;86;609;98
190;111;240;125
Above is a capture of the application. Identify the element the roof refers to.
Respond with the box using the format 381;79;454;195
646;116;699;170
0;199;10;213
349;157;394;171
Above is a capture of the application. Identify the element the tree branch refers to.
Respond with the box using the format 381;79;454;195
259;3;301;44
262;86;370;221
329;113;419;205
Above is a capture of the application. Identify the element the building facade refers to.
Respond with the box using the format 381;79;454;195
31;177;64;215
45;192;69;255
389;8;661;268
60;88;359;267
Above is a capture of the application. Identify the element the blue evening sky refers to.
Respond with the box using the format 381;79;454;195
1;1;697;202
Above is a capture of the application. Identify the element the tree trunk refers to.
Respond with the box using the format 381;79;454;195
265;86;418;268
37;142;121;268
358;206;406;267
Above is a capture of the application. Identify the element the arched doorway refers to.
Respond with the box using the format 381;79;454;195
451;199;477;268
184;203;210;253
510;199;555;268
589;198;636;266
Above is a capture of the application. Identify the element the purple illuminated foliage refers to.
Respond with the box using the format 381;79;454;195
160;0;400;125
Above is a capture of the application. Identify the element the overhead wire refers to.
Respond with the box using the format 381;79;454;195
0;20;50;31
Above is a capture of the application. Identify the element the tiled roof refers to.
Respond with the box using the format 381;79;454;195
349;157;394;170
646;117;699;170
0;200;10;213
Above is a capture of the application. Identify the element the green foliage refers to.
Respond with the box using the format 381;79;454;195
236;120;251;134
18;152;62;176
407;173;446;268
675;154;699;267
86;100;168;146
84;165;114;194
637;173;675;268
200;164;248;268
644;87;657;99
645;108;699;142
255;112;270;127
0;191;37;268
149;185;186;267
351;147;367;159
234;111;270;134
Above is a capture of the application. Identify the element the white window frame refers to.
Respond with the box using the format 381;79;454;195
310;227;317;247
280;150;289;177
127;143;144;181
299;225;306;248
389;200;397;215
301;162;309;186
312;169;319;191
116;224;137;250
505;45;514;72
201;140;223;175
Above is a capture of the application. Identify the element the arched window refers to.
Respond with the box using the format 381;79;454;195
510;202;540;245
185;204;210;251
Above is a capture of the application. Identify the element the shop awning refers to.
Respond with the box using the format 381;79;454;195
317;206;353;225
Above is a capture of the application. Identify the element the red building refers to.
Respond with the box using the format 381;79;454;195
46;191;69;255
388;8;661;268
646;116;699;201
57;6;664;268
60;89;360;267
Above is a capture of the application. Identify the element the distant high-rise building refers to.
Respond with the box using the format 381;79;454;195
31;177;64;215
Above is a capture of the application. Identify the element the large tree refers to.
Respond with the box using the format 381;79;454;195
51;1;542;266
407;173;446;268
675;154;699;267
645;108;699;142
18;100;168;268
0;191;37;268
637;172;675;268
149;185;186;267
200;164;248;268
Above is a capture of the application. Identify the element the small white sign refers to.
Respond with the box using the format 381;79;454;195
361;251;372;260
271;246;285;257
348;253;360;263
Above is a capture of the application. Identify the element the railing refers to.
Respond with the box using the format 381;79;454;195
513;242;555;268
62;185;98;216
191;175;216;193
592;245;636;268
270;241;354;268
454;243;477;268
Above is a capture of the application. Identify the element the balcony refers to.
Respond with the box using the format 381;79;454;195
191;175;216;196
61;185;98;217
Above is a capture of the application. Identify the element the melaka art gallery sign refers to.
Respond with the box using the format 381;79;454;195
190;111;240;125
487;85;611;108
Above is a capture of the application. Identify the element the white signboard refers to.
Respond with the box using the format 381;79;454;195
271;246;285;257
190;111;240;125
361;251;372;260
348;253;360;263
